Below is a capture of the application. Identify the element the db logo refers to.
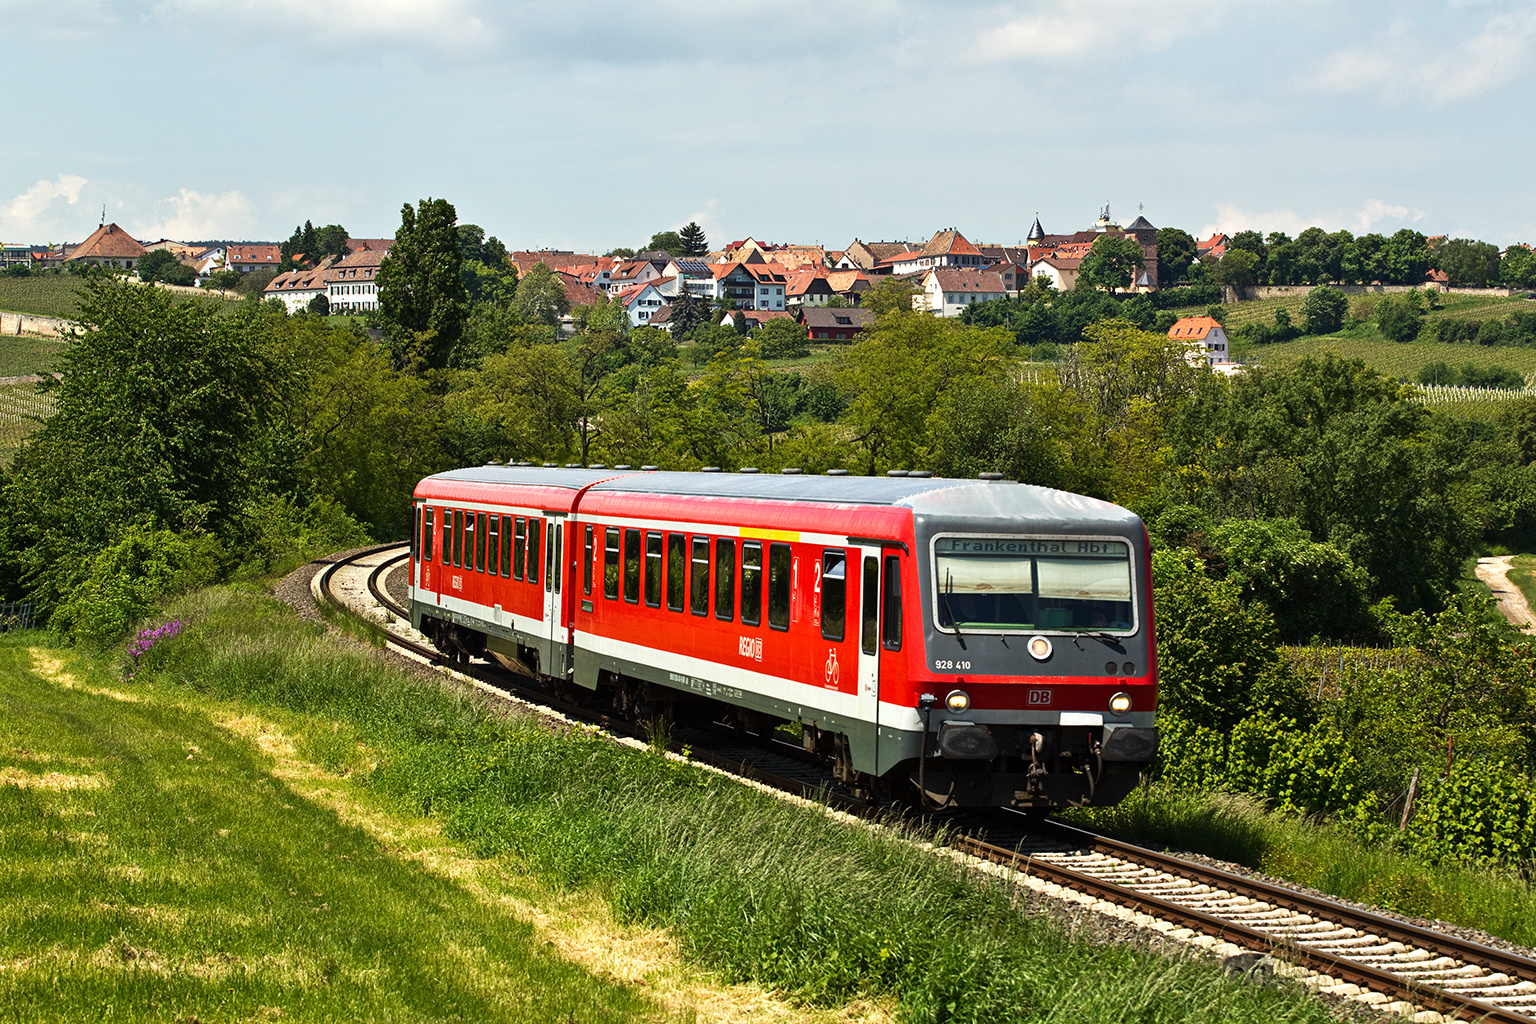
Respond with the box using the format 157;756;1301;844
451;575;463;591
824;649;841;686
1028;688;1053;706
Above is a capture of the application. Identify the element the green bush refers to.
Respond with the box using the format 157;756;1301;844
1300;285;1347;334
1209;517;1376;641
234;492;372;579
1156;713;1367;816
1404;759;1536;865
49;527;223;648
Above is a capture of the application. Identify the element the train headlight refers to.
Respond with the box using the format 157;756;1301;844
1028;636;1053;660
945;689;970;713
1109;691;1132;715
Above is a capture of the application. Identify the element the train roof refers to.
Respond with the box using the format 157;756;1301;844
421;465;1139;529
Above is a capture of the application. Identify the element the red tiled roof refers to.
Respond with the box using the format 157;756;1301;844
68;223;146;261
919;229;981;259
1167;316;1223;340
228;244;280;265
928;268;1006;292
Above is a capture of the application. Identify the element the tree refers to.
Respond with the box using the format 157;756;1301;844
1375;292;1425;343
511;262;571;327
1156;227;1197;286
647;230;684;256
667;289;710;339
136;248;196;287
377;197;470;372
1213;249;1259;289
1438;238;1503;287
1228;230;1267;280
206;268;240;291
605;247;636;259
678;221;708;257
1503;246;1536;290
1300;285;1347;334
308;293;330;316
861;277;921;316
1078;234;1144;292
755;317;810;360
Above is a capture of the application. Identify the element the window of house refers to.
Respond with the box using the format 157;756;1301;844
741;541;762;626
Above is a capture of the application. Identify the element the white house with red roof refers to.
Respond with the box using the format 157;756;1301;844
1168;316;1231;368
890;229;989;276
264;258;338;313
327;249;388;312
915;268;1007;317
607;258;663;295
614;280;671;326
1196;233;1229;260
227;244;280;275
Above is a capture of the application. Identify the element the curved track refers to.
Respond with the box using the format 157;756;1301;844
320;544;1536;1023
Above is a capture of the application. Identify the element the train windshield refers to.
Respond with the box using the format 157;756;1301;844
932;537;1134;633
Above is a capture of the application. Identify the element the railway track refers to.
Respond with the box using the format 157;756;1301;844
316;544;1536;1023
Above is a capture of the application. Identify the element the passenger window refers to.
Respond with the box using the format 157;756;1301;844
545;521;554;593
882;555;902;651
624;529;641;603
500;516;513;576
475;512;487;572
690;537;709;616
452;510;463;568
463;514;474;571
644;532;663;607
513;517;526;580
821;549;846;641
488;515;500;576
667;534;685;612
413;507;421;564
861;555;879;655
527;518;541;586
605;527;621;600
768;544;791;631
423;508;434;563
552;523;563;594
714;538;735;622
740;542;762;626
441;509;451;565
584;526;594;596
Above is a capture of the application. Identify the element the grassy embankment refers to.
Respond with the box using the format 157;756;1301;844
0;586;1348;1024
1507;553;1536;612
0;275;244;321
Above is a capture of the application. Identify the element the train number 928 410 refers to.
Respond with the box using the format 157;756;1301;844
933;659;971;671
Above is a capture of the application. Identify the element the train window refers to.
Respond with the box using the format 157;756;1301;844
584;526;594;596
464;513;477;571
714;538;735;622
820;549;846;642
740;542;761;626
527;518;541;586
488;516;500;576
500;516;513;576
545;520;554;593
767;543;791;631
931;538;1132;633
624;529;641;603
452;510;463;568
861;555;879;655
476;512;487;572
644;532;663;607
413;507;420;564
690;537;709;616
513;518;526;580
552;523;563;594
882;555;902;651
422;508;434;563
605;527;621;600
667;534;685;612
441;509;451;565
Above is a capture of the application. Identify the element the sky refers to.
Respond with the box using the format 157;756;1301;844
2;0;1533;252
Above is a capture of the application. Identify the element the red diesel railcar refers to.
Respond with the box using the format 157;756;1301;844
409;466;1159;808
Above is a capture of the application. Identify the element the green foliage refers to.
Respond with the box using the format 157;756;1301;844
307;292;330;316
1156;712;1365;816
677;221;708;258
645;230;683;256
1156;226;1197;286
859;277;920;316
1300;285;1347;333
1504;245;1536;289
136;248;196;286
1415;361;1526;388
754;316;809;359
510;261;569;328
48;527;222;648
1207;517;1376;641
1438;237;1503;287
1213;249;1258;289
1077;234;1144;292
233;492;371;580
1374;290;1425;343
377;197;470;372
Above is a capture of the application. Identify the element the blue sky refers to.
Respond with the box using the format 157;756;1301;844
2;0;1533;251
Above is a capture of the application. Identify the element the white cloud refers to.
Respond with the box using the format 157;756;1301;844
976;0;1225;61
135;188;256;241
1308;10;1536;105
152;0;495;57
1;174;88;238
1201;199;1426;239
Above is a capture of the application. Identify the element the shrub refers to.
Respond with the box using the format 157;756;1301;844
234;493;373;579
49;527;223;648
1300;286;1348;334
1209;517;1376;642
1375;293;1425;343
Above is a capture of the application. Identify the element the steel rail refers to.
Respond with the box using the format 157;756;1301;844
326;544;1536;1023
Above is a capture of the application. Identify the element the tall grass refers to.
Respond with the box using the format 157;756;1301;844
145;586;1344;1024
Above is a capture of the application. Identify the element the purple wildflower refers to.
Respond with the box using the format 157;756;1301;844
122;618;185;679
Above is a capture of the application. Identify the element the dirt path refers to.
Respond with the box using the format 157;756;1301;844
1476;555;1536;633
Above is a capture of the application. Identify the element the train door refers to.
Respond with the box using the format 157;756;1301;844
418;503;442;606
540;513;567;676
856;545;883;732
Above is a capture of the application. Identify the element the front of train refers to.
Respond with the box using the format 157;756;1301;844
893;482;1157;808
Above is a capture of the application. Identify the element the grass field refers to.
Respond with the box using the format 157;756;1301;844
0;586;1349;1024
0;275;245;321
1508;554;1536;613
1235;333;1536;381
0;335;68;377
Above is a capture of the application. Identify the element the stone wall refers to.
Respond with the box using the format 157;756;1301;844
0;312;74;338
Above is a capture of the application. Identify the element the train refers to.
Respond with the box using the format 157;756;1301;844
407;465;1159;808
